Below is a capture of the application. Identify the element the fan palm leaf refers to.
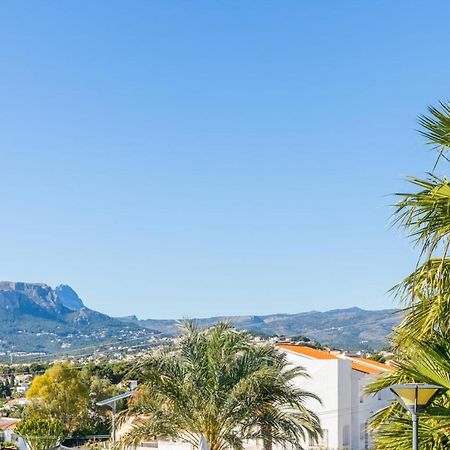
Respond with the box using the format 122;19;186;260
392;258;450;340
366;333;450;449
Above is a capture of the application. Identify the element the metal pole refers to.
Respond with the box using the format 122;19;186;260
112;401;116;444
412;412;418;450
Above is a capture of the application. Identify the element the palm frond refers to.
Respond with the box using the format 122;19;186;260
117;322;321;450
393;175;450;257
418;101;450;150
392;258;450;339
367;333;450;449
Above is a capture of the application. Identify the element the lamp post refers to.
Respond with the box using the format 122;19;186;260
390;383;444;450
97;381;138;444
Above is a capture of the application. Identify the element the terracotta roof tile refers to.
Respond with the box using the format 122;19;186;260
0;418;19;430
351;357;394;371
350;362;384;374
278;344;395;375
277;344;338;360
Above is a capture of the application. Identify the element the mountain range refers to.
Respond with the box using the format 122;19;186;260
120;307;401;351
0;282;402;356
0;282;155;357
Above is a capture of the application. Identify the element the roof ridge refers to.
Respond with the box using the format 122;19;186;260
277;344;338;360
349;356;393;370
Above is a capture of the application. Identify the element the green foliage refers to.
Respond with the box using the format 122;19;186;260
418;102;450;149
83;361;132;384
15;418;65;450
0;379;12;399
120;321;322;450
368;101;450;449
366;333;450;449
392;104;450;342
370;353;387;363
392;257;450;343
26;361;90;432
24;361;118;436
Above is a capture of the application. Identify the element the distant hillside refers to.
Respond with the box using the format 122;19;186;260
0;281;401;356
120;307;402;350
0;282;156;356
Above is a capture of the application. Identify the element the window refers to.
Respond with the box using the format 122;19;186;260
360;422;365;440
364;421;370;450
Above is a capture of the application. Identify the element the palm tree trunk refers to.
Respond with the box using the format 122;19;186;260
261;424;273;450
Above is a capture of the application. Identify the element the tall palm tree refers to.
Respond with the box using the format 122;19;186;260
392;103;450;341
368;102;450;449
119;321;321;450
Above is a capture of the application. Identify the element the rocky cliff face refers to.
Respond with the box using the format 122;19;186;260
0;282;66;319
55;284;85;310
0;282;154;356
0;282;85;316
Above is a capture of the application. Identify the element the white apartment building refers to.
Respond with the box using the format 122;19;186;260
278;344;394;450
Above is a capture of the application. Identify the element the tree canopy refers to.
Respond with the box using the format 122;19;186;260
119;321;321;450
16;418;65;450
368;102;450;449
25;361;117;436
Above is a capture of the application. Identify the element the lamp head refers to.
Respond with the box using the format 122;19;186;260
390;383;445;414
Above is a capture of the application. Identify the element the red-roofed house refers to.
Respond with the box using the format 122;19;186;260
277;344;394;449
0;417;27;450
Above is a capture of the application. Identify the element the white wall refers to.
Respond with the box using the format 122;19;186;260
283;351;344;448
281;349;393;450
8;432;27;450
353;373;392;450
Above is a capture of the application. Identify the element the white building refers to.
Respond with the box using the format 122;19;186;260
278;344;394;450
0;417;27;450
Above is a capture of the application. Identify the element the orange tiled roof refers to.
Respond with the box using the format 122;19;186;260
351;357;394;371
278;344;395;374
0;418;19;430
277;344;338;360
348;357;394;374
350;362;384;374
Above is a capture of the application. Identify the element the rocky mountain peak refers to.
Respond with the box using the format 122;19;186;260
55;285;85;311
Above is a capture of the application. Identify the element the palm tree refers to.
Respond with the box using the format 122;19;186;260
367;101;450;449
366;332;450;449
392;103;450;342
119;321;321;450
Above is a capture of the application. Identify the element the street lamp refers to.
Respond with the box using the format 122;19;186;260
390;383;445;450
97;381;138;444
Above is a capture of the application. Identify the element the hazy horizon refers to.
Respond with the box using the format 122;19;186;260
0;279;399;321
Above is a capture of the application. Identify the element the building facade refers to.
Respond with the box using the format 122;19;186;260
277;344;394;450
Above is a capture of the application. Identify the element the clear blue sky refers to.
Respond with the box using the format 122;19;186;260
0;2;448;318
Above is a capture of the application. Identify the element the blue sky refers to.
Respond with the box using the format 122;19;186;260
0;2;449;318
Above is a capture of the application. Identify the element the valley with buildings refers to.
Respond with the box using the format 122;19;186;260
0;282;400;363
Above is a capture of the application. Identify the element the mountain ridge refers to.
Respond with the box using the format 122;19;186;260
118;306;401;350
0;282;156;356
0;282;401;355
